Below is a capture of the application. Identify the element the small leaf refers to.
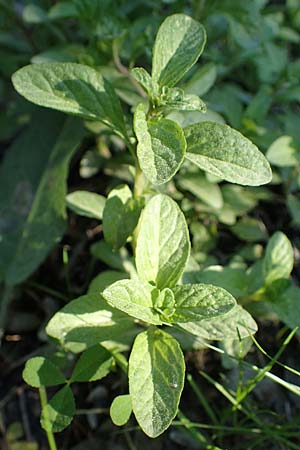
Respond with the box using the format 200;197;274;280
152;14;206;87
171;284;236;322
266;136;300;167
159;87;206;112
102;279;162;325
71;345;114;382
102;185;142;249
129;328;185;437
179;305;257;341
271;286;300;330
231;217;267;242
110;394;132;426
12;63;127;136
88;270;128;294
263;232;294;285
185;122;272;186
134;103;186;185
66;190;105;220
131;68;156;97
184;62;217;97
177;172;223;209
23;357;66;388
41;386;75;433
46;294;134;352
136;194;190;289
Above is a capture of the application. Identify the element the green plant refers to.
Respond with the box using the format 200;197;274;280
12;12;273;446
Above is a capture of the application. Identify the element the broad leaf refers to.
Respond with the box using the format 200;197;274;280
266;136;300;167
271;286;300;330
171;284;236;322
110;394;132;426
102;279;162;325
129;328;185;437
0;111;84;285
136;194;190;289
46;294;134;352
23;357;66;387
179;305;257;341
152;14;206;87
41;385;75;433
184;62;217;97
185;122;272;186
66;190;105;220
88;270;128;294
12;63;127;136
177;172;223;209
102;185;142;249
134;103;186;185
263;232;294;285
71;345;114;382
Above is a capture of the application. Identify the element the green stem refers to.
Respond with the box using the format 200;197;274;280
39;387;57;450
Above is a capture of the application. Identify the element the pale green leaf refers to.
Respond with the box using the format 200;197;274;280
179;305;257;341
71;345;114;382
88;270;128;294
131;67;156;97
159;87;206;112
185;122;272;186
134;103;186;185
23;357;66;387
171;284;236;322
136;194;190;289
152;14;206;87
184;62;217;97
46;294;134;352
0;111;84;285
263;232;294;285
12;63;126;135
110;394;132;426
41;386;75;433
102;279;162;325
266;136;300;167
102;185;142;249
177;172;223;209
129;328;185;437
231;217;267;242
66;190;105;220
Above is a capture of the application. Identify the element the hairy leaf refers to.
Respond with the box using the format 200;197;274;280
185;122;272;186
129;328;185;437
134;103;186;185
136;194;190;289
152;14;206;87
103;279;162;325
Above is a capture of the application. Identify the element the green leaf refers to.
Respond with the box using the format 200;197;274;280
102;279;162;325
136;194;190;289
110;394;132;426
184;122;272;186
231;217;267;242
152;14;206;87
159;87;206;112
23;357;66;388
179;305;257;341
134;103;186;185
129;328;185;437
177;172;223;209
41;385;75;433
184;62;217;97
102;185;142;249
131;67;156;97
88;270;128;294
171;284;236;322
0;111;84;285
46;294;134;352
271;286;300;330
266;136;300;167
12;63;126;136
263;232;294;285
71;345;114;382
66;190;105;220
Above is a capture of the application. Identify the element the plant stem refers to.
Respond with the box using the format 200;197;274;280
39;387;57;450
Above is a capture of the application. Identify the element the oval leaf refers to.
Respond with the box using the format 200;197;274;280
185;122;272;186
171;284;236;323
23;357;66;388
12;63;126;135
136;194;190;289
152;14;206;87
71;345;114;382
110;394;132;426
263;231;294;285
129;328;185;437
102;279;162;325
66;190;105;220
134;103;186;185
41;386;75;433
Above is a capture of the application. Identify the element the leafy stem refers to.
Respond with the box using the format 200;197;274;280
39;387;58;450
